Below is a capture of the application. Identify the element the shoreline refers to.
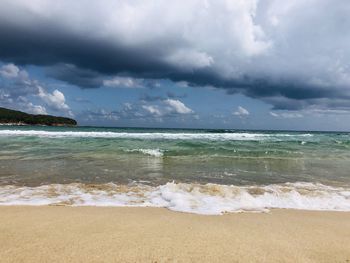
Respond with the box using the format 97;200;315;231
1;181;349;214
1;206;349;262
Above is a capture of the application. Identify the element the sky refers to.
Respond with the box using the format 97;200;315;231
1;0;350;131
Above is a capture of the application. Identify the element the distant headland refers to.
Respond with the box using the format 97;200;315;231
0;107;77;126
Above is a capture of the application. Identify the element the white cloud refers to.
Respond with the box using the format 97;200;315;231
0;63;20;78
142;105;163;116
38;87;70;111
123;102;133;110
176;81;190;88
0;63;72;116
164;49;214;70
26;103;47;115
270;111;303;118
233;106;250;117
164;99;193;114
141;99;193;117
103;76;143;88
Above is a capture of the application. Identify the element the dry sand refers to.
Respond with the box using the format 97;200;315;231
0;206;349;262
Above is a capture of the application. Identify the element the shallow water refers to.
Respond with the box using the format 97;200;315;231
0;126;349;214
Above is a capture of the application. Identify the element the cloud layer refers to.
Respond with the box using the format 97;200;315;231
81;97;194;125
0;0;350;112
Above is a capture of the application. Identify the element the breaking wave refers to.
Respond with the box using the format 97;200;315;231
126;148;164;157
1;182;349;215
0;130;313;141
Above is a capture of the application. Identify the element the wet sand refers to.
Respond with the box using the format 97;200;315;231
0;206;349;262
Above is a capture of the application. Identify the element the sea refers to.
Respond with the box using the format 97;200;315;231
0;126;349;215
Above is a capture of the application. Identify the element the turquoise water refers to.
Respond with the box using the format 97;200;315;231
0;126;349;214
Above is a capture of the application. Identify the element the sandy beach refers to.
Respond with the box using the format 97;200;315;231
0;207;349;262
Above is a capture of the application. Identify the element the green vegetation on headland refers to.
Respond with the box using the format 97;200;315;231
0;107;77;126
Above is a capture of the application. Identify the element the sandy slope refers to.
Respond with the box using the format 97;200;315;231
0;206;349;262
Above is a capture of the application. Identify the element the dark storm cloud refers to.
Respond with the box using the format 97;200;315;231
1;0;350;111
46;64;104;89
239;79;349;110
0;20;174;77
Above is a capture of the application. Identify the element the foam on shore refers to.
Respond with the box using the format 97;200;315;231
1;182;349;215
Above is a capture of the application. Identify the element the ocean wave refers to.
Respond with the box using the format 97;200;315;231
0;182;349;215
0;130;313;141
126;148;163;157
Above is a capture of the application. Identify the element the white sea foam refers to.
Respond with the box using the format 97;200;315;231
0;130;313;141
0;182;349;215
126;148;164;157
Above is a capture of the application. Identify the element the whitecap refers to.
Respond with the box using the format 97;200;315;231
126;148;163;157
0;130;314;141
